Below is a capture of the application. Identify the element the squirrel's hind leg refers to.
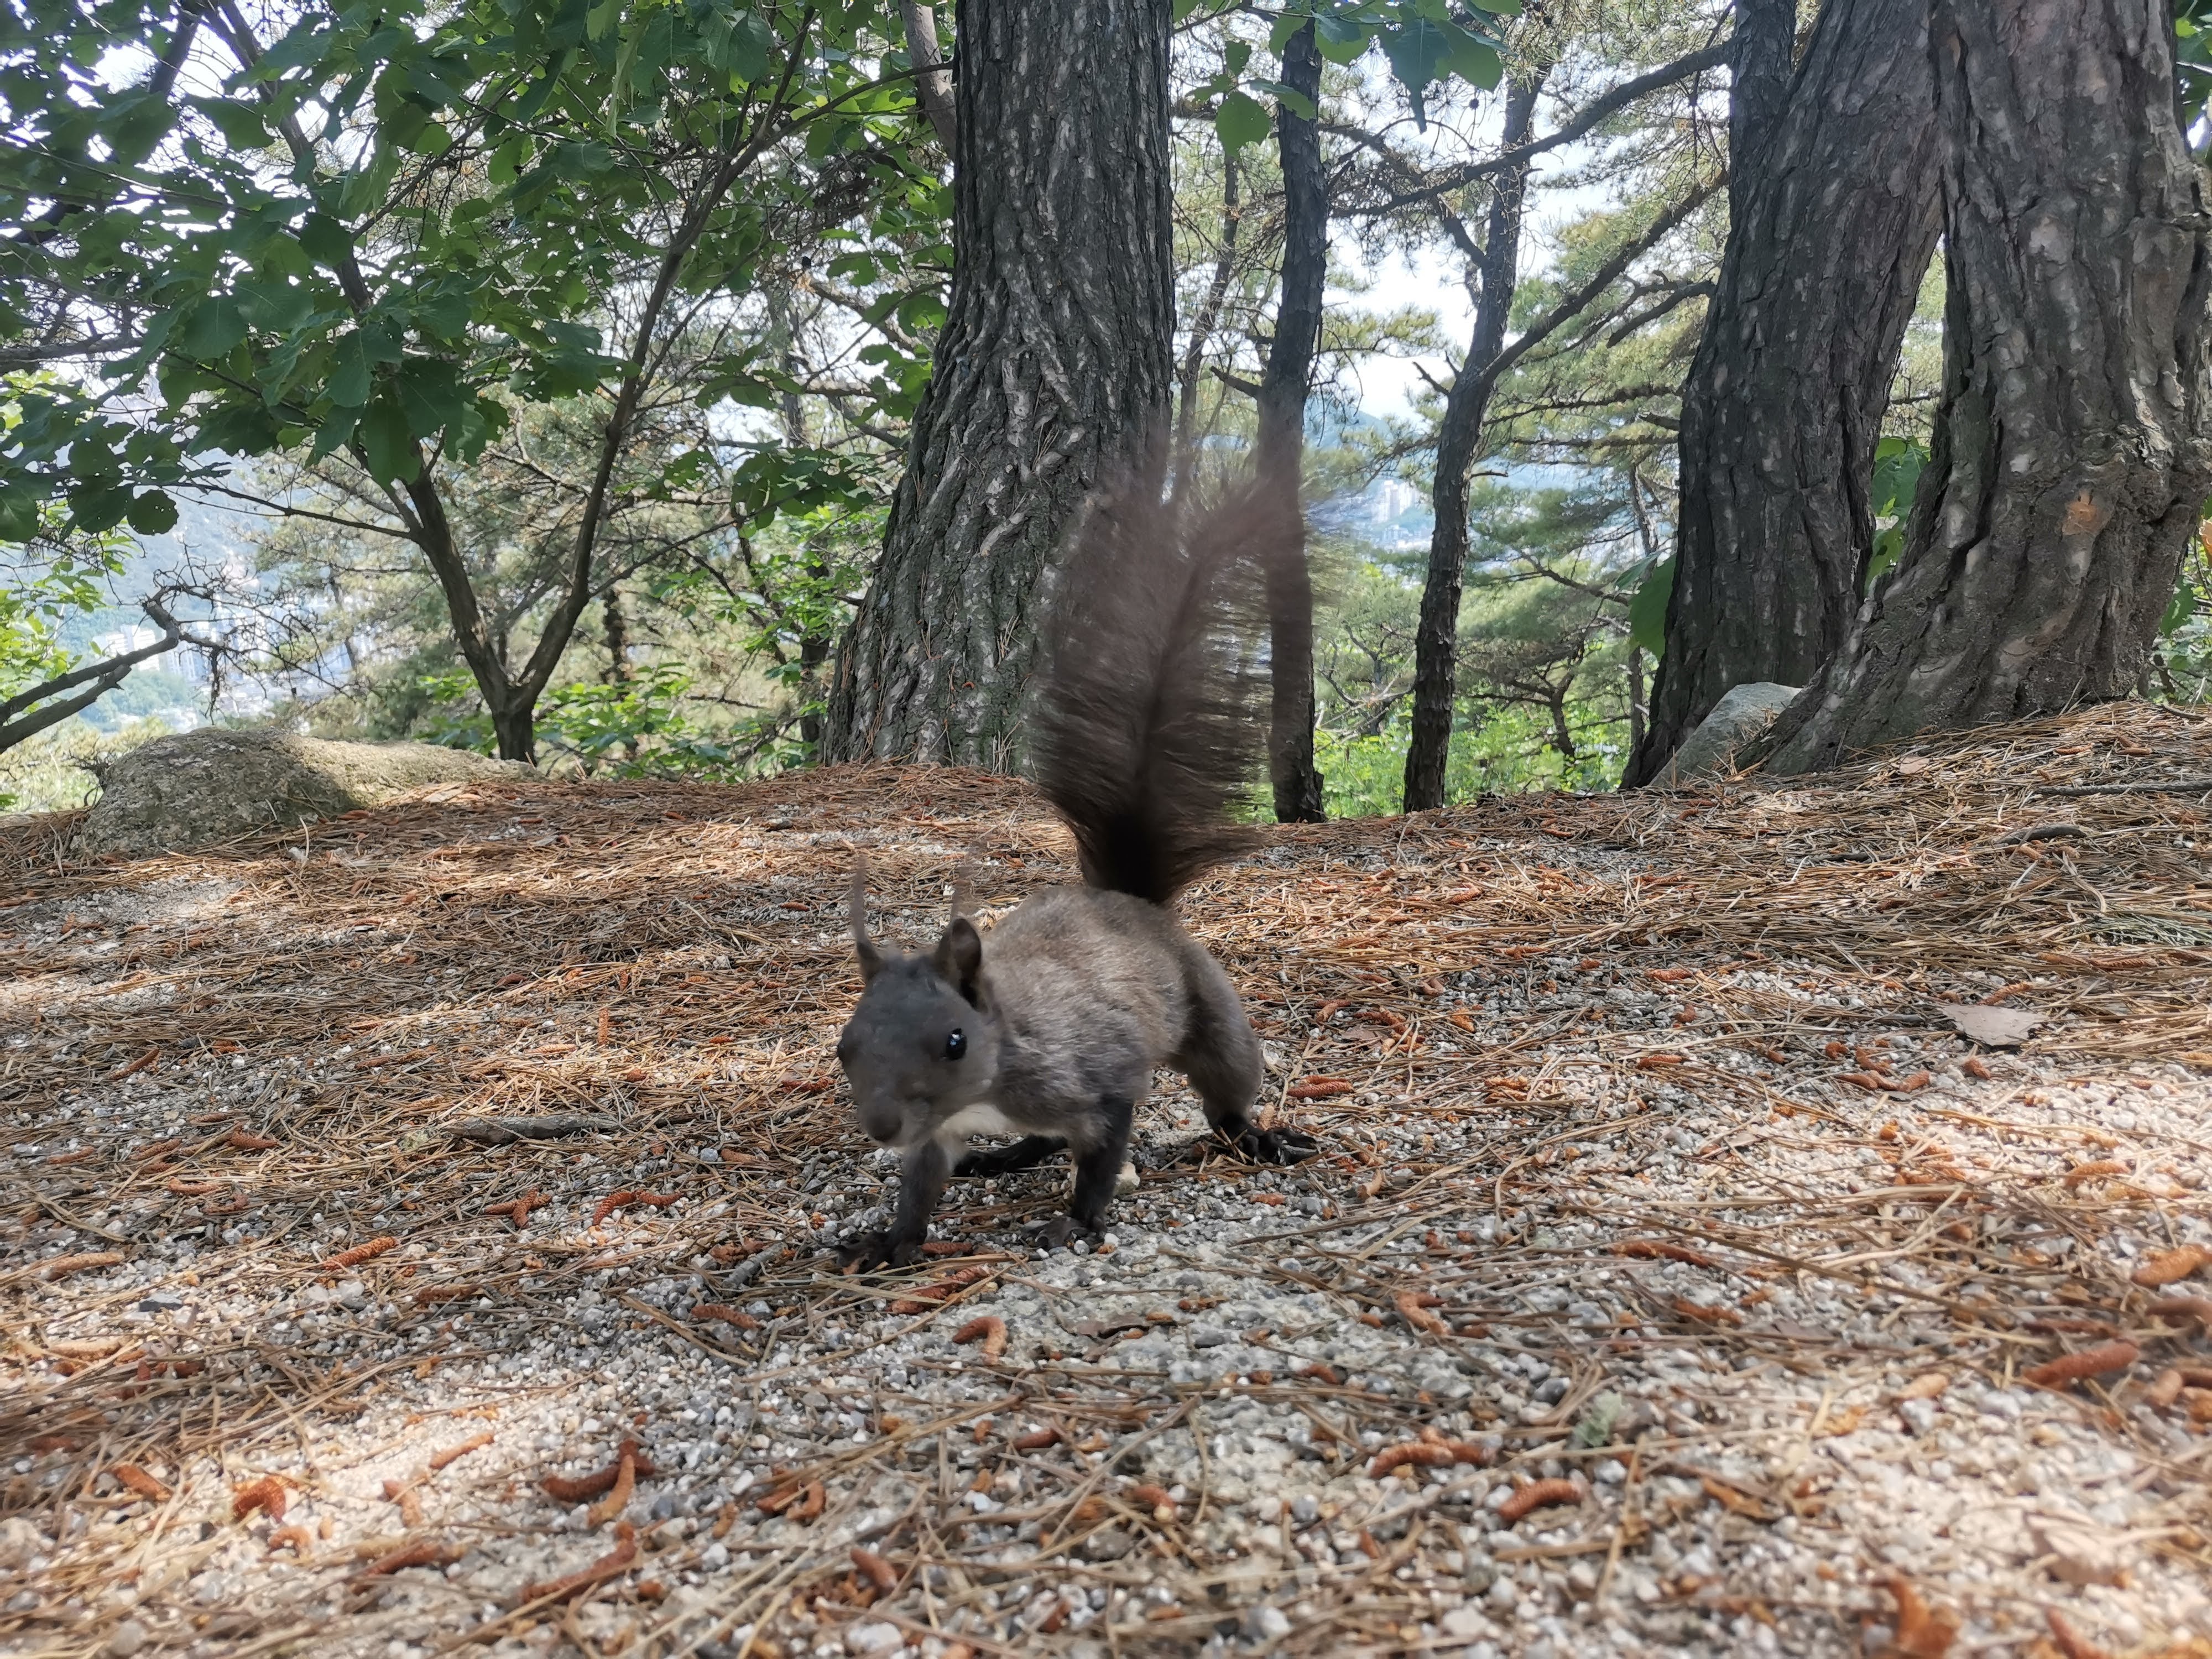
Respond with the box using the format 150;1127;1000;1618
1178;964;1318;1166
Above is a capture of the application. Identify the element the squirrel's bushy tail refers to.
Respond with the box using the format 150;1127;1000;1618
1028;477;1287;905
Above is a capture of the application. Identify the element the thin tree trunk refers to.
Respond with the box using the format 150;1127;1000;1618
1401;75;1543;813
1255;19;1327;824
766;281;830;754
1174;150;1240;483
602;585;630;683
823;0;1176;767
900;2;956;151
1624;0;1942;785
1626;644;1646;757
1758;0;2212;774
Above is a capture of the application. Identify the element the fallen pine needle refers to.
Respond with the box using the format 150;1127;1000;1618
2062;1159;2128;1188
1124;1483;1178;1524
591;1190;679;1226
382;1479;425;1529
44;1251;124;1279
2132;1244;2211;1287
1497;1479;1581;1524
427;1432;493;1471
1881;1574;1960;1657
2044;1608;2112;1659
358;1538;460;1579
1368;1439;1488;1478
109;1047;160;1081
321;1235;399;1270
851;1547;899;1594
515;1523;637;1604
690;1302;761;1327
232;1477;286;1522
112;1463;170;1501
2024;1342;2139;1390
952;1315;1008;1361
585;1442;637;1527
2148;1296;2212;1328
541;1438;656;1504
1394;1290;1447;1334
1614;1239;1717;1267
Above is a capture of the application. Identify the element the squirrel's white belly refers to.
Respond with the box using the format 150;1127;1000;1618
933;1101;1020;1147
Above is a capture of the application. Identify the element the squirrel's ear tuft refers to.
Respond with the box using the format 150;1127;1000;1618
849;864;882;984
933;914;984;1004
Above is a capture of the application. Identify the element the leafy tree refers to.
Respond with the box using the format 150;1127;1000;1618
3;0;936;759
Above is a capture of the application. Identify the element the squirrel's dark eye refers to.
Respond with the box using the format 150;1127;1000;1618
944;1029;966;1060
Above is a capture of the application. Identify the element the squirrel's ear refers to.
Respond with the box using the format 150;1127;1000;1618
849;865;882;985
932;915;984;1004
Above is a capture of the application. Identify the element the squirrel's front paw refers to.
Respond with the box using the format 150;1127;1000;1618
1225;1124;1319;1166
1036;1213;1102;1250
837;1231;925;1272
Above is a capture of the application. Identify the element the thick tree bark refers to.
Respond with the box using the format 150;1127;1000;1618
1401;76;1543;813
1623;0;1942;786
823;0;1176;766
1256;20;1328;825
1759;0;2212;774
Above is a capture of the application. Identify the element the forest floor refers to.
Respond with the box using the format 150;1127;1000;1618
4;703;2212;1659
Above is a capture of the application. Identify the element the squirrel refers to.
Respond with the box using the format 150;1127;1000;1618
833;477;1319;1269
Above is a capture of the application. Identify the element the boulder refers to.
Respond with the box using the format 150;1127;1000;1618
1652;682;1803;785
73;727;533;857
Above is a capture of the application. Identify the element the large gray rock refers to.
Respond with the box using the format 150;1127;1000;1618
74;727;533;857
1652;682;1803;786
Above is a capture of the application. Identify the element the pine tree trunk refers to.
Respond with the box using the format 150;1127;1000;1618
1623;0;1942;786
1256;20;1328;825
1401;77;1543;813
1759;0;2212;775
822;0;1175;766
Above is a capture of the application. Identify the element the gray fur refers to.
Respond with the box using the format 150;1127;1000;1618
834;481;1316;1270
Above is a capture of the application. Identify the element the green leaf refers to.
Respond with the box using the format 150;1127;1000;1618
2159;580;2198;638
586;0;620;42
1628;555;1674;657
358;398;418;484
197;401;281;456
1380;16;1499;122
1223;39;1251;76
1215;90;1272;157
177;296;247;360
192;97;273;149
397;357;471;440
236;276;314;333
0;487;41;544
296;213;354;269
67;480;133;535
328;333;373;408
1313;15;1371;62
1869;435;1926;519
702;7;773;82
1249;78;1318;120
126;490;179;535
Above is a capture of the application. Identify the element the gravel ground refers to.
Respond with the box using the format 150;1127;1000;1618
4;705;2211;1659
